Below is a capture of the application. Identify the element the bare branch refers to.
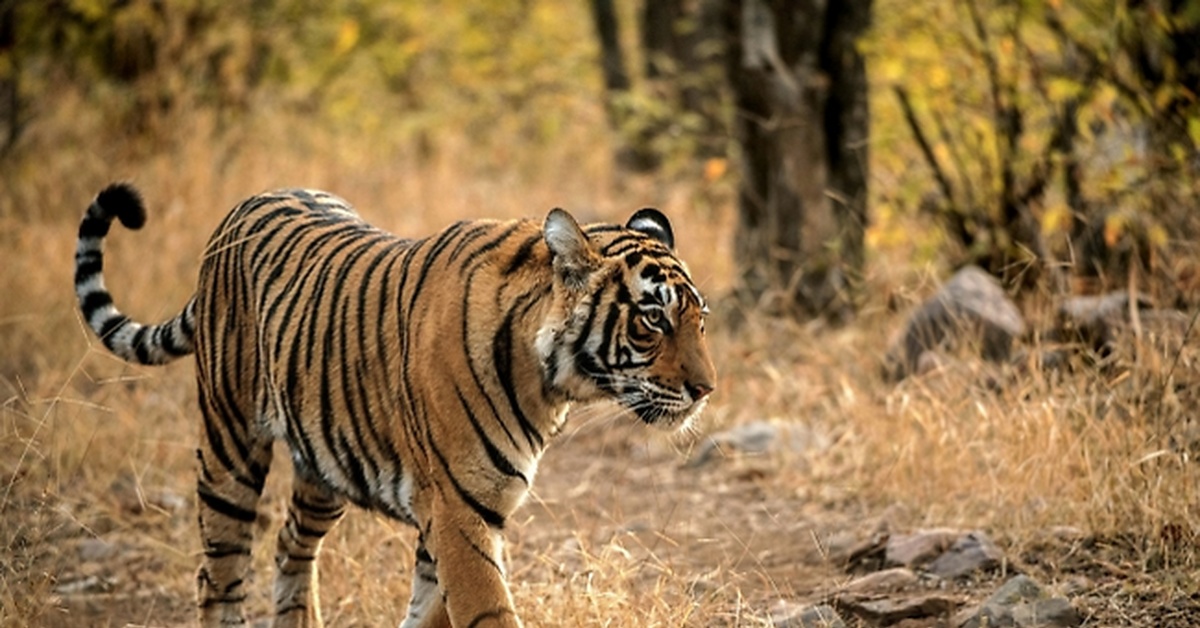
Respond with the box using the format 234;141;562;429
893;86;956;208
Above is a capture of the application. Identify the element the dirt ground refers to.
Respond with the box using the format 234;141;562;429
10;404;1200;628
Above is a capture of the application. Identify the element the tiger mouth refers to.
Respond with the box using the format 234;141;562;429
626;395;707;430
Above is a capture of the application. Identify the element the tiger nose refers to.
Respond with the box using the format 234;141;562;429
685;381;714;401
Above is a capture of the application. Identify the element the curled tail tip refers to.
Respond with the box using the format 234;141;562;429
95;182;147;230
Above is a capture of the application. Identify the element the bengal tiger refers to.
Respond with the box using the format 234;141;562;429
73;183;716;628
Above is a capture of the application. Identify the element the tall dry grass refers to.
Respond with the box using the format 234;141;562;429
2;90;1198;626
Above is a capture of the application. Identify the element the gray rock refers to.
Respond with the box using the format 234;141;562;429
688;420;829;467
987;574;1045;606
886;528;961;568
884;266;1026;381
927;531;1004;579
957;575;1081;628
771;603;847;628
1011;598;1082;626
76;538;117;562
840;567;919;594
837;594;959;624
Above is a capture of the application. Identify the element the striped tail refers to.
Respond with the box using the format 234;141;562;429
75;183;196;365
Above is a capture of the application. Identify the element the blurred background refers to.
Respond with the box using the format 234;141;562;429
1;0;1198;626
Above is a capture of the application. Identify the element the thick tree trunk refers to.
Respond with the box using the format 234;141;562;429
0;0;19;155
724;0;871;320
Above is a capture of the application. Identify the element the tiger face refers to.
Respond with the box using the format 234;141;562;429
539;207;717;431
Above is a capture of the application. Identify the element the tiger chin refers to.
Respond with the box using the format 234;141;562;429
74;183;716;628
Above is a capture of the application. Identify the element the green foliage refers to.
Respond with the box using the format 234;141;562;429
865;0;1199;298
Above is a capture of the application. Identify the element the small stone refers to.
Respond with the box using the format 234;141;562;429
926;531;1003;579
77;538;116;562
1011;598;1082;627
987;574;1045;606
886;528;961;568
840;567;919;594
957;575;1080;628
771;602;847;628
687;420;828;467
838;594;959;624
53;574;115;595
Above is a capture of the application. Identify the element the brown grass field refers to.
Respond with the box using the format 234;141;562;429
2;102;1199;627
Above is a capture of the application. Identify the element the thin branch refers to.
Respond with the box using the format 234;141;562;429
1044;10;1147;115
893;85;956;208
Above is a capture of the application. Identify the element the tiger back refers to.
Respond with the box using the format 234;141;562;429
74;183;716;628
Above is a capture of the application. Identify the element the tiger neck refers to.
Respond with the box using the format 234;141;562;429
486;276;572;452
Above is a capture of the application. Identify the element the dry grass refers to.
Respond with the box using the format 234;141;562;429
2;101;1198;627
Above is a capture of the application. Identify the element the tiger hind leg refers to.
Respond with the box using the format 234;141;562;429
272;473;347;628
195;428;274;626
399;535;450;628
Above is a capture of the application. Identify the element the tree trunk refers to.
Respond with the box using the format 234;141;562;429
590;0;631;99
0;0;19;155
723;0;871;320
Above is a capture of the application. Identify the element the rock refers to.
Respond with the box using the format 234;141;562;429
927;531;1004;579
53;574;116;595
771;602;847;628
837;594;959;624
687;420;829;467
884;266;1026;381
76;538;117;562
1050;291;1154;357
1011;598;1082;626
886;528;961;568
956;575;1081;628
841;530;889;572
1047;292;1195;368
840;567;919;594
987;574;1045;606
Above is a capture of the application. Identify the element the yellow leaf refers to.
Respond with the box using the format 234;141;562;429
1148;224;1169;247
703;158;727;183
334;20;360;57
1047;78;1083;103
1104;213;1126;248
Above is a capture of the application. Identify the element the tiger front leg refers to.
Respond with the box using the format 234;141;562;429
420;499;522;628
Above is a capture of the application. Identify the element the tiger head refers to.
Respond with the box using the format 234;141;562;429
537;207;717;431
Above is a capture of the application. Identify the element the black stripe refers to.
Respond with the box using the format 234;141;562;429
600;234;641;255
448;222;493;263
132;326;153;364
160;325;192;356
455;385;528;484
492;299;543;451
74;258;102;286
460;269;520;450
203;544;250;559
458;526;502;572
276;603;308;616
197;486;258;523
97;314;129;340
458;222;523;273
468;611;515;628
77;216;112;239
428;438;506;528
80;291;114;317
502;233;542;275
199;595;247;608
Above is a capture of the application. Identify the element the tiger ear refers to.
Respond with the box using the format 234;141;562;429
544;208;598;289
626;208;674;250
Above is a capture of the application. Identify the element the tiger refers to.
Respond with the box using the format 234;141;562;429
74;183;716;628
